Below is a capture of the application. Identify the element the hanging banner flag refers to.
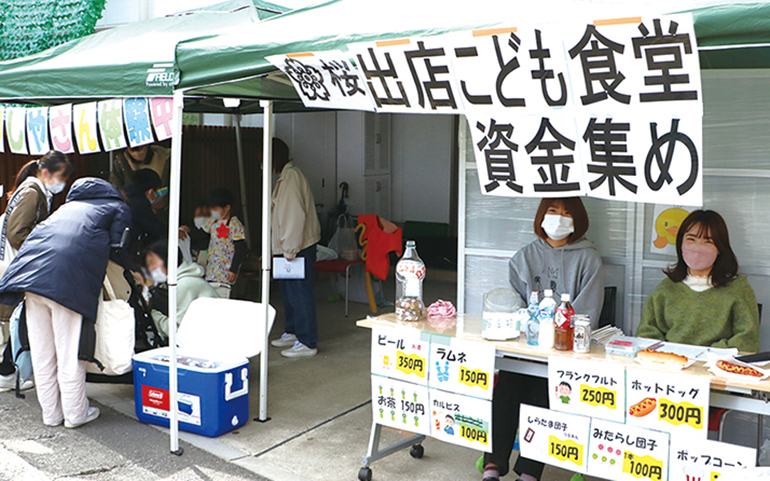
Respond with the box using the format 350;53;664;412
49;104;75;154
73;102;101;154
669;436;756;481
26;107;50;156
123;97;155;147
348;37;464;115
6;107;28;155
150;97;174;140
266;51;376;112
519;404;592;474
548;357;627;423
0;106;5;153
98;99;128;152
587;418;671;481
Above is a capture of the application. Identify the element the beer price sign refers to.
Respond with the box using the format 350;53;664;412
548;356;627;423
626;366;709;439
519;404;592;475
371;325;431;386
428;334;495;400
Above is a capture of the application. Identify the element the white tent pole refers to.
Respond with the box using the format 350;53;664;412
259;100;273;421
234;112;252;250
168;90;185;455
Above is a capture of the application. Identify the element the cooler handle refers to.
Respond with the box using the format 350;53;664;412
224;368;249;401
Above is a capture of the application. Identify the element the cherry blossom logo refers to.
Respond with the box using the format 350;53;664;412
284;58;329;101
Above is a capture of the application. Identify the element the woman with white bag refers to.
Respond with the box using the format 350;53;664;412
0;151;73;392
0;178;130;429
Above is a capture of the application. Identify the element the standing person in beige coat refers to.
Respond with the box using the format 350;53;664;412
269;138;322;358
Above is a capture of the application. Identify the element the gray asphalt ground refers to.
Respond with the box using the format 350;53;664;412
0;388;267;481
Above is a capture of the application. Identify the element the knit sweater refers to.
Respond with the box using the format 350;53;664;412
637;276;760;353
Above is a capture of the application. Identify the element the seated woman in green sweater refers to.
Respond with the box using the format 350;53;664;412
637;210;759;353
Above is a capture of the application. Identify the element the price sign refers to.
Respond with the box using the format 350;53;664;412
626;366;709;438
669;436;756;481
588;418;670;481
548;357;627;423
430;388;492;452
371;326;430;386
429;334;495;400
371;374;430;436
519;404;592;474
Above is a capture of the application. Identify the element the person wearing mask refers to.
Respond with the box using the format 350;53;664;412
637;210;759;352
110;143;169;190
0;151;74;392
269;138;321;358
0;178;131;429
143;239;219;339
123;169;167;251
197;188;246;298
482;197;603;481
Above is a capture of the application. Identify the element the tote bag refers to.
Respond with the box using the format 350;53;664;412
86;276;135;375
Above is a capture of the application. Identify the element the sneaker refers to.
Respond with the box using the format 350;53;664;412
0;373;33;393
281;341;318;358
44;419;63;427
64;407;100;429
271;332;297;348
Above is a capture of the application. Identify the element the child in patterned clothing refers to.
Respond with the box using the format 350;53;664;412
201;188;247;290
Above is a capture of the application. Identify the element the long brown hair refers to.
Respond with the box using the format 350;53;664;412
665;210;738;288
533;197;589;244
10;150;73;199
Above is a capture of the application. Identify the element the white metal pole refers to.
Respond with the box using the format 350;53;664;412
167;90;185;455
259;100;273;421
234;112;252;249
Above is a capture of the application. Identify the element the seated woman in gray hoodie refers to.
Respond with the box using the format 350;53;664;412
482;197;603;481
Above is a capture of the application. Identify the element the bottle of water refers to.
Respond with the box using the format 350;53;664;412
526;291;540;346
395;240;426;321
538;289;556;349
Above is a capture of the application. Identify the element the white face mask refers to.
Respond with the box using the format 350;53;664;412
46;180;66;195
541;214;574;241
193;217;209;230
150;268;167;285
210;210;223;220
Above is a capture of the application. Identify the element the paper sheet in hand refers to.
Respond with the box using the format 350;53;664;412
273;257;305;279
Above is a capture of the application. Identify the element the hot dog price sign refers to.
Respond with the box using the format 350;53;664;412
626;367;710;439
548;357;627;423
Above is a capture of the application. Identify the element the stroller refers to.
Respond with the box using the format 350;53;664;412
85;255;166;385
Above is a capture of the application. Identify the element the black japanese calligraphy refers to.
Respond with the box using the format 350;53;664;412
529;29;567;106
569;25;631;105
321;59;366;97
356;48;410;108
404;41;457;110
644;119;698;195
493;32;526;107
632;19;698;102
476;119;522;193
525;117;579;192
583;118;637;195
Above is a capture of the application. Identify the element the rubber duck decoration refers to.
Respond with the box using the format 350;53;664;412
653;207;689;249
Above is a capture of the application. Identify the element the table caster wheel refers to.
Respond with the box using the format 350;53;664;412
410;444;424;459
358;467;372;481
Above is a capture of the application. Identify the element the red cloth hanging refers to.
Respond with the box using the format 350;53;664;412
357;215;402;281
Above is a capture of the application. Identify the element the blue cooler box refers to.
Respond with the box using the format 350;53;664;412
133;347;249;437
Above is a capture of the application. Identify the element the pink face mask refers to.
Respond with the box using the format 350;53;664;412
682;243;718;272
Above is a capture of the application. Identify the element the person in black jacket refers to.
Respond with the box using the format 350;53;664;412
123;169;166;254
0;178;131;429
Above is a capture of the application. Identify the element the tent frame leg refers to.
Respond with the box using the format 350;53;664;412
258;100;274;422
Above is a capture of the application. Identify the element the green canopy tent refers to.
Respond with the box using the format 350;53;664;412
169;0;770;456
0;0;291;456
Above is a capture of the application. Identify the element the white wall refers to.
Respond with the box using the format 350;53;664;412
390;114;454;224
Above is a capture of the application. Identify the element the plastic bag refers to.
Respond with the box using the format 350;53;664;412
328;215;359;261
317;244;338;262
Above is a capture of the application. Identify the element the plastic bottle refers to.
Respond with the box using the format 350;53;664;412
537;289;556;349
526;291;540;346
395;240;426;321
554;293;575;351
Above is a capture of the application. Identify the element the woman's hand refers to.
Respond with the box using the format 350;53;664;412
227;271;237;284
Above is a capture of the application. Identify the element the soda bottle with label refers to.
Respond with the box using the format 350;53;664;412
554;293;575;351
525;291;540;346
537;289;556;349
395;240;426;321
